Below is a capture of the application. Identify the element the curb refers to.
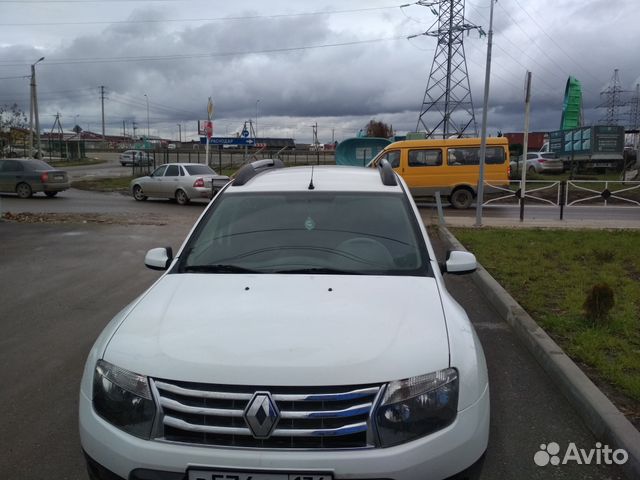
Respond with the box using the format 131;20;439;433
438;226;640;479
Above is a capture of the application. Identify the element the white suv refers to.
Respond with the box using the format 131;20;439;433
79;159;489;480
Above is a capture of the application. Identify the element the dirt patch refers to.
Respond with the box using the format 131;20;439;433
1;211;168;226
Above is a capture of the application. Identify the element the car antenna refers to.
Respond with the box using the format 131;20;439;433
308;166;315;190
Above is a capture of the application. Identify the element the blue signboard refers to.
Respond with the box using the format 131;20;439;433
200;137;255;145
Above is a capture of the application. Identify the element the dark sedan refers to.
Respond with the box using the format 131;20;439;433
0;158;70;198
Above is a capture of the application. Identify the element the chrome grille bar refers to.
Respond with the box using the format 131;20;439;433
155;381;253;400
164;416;251;436
164;415;368;437
159;397;244;417
280;403;372;419
153;379;382;449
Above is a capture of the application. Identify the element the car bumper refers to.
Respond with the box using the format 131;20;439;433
40;181;70;192
185;186;213;198
80;385;489;480
536;163;563;173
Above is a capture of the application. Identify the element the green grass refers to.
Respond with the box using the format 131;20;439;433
72;176;133;192
450;228;640;404
49;158;107;167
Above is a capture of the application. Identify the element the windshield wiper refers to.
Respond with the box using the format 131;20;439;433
183;264;261;273
273;267;362;275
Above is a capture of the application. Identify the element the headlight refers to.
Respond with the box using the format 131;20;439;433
92;359;156;439
375;368;458;447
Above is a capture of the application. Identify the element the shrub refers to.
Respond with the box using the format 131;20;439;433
583;283;615;326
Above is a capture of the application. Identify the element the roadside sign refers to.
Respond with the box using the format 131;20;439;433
207;97;214;120
198;120;214;138
241;129;249;138
549;126;624;155
200;137;255;146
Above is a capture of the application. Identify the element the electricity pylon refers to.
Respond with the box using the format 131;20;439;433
415;0;484;138
599;69;627;126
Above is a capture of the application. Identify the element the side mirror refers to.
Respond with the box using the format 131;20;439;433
145;247;173;271
440;250;476;275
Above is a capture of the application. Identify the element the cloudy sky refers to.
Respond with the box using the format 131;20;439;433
1;0;639;143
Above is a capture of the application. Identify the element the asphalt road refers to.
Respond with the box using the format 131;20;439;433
2;183;639;225
0;192;629;479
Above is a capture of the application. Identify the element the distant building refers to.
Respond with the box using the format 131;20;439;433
503;132;548;151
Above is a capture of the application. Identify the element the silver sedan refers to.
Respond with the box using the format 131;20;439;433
130;163;229;205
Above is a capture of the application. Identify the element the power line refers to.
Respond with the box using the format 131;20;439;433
495;2;571;81
0;4;406;26
0;0;192;3
0;35;410;66
507;0;602;84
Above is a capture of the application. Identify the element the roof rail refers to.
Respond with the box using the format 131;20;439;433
233;158;285;186
377;158;397;186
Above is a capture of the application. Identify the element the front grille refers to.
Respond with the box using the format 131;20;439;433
151;378;382;449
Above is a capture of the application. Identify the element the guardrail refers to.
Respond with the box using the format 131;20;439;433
476;179;640;221
566;180;640;207
482;180;562;206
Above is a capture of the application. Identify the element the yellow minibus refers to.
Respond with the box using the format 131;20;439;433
370;137;510;208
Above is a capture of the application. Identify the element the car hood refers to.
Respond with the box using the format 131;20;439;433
104;274;450;386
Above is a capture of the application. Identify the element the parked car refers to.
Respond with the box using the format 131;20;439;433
80;159;489;480
167;143;176;150
0;158;69;198
130;163;230;204
510;152;563;175
119;150;154;166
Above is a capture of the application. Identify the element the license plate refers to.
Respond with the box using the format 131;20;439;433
188;471;331;480
54;175;64;181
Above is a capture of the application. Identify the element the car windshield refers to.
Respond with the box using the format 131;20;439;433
184;165;215;175
178;192;430;276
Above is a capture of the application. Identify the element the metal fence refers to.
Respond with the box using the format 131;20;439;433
482;180;640;208
128;148;336;177
565;180;640;207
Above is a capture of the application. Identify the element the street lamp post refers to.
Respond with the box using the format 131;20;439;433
29;56;44;158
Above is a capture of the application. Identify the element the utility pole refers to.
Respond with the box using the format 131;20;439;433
29;57;45;157
100;85;106;141
415;1;484;138
50;113;63;157
256;99;260;140
144;94;150;140
122;120;126;139
133;122;138;140
312;122;319;165
474;0;495;227
520;71;532;222
177;123;182;143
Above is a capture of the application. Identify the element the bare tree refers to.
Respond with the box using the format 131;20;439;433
0;104;28;155
365;120;393;138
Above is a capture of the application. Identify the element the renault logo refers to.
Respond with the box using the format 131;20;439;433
244;392;280;439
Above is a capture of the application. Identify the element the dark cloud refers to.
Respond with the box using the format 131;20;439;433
0;0;639;141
